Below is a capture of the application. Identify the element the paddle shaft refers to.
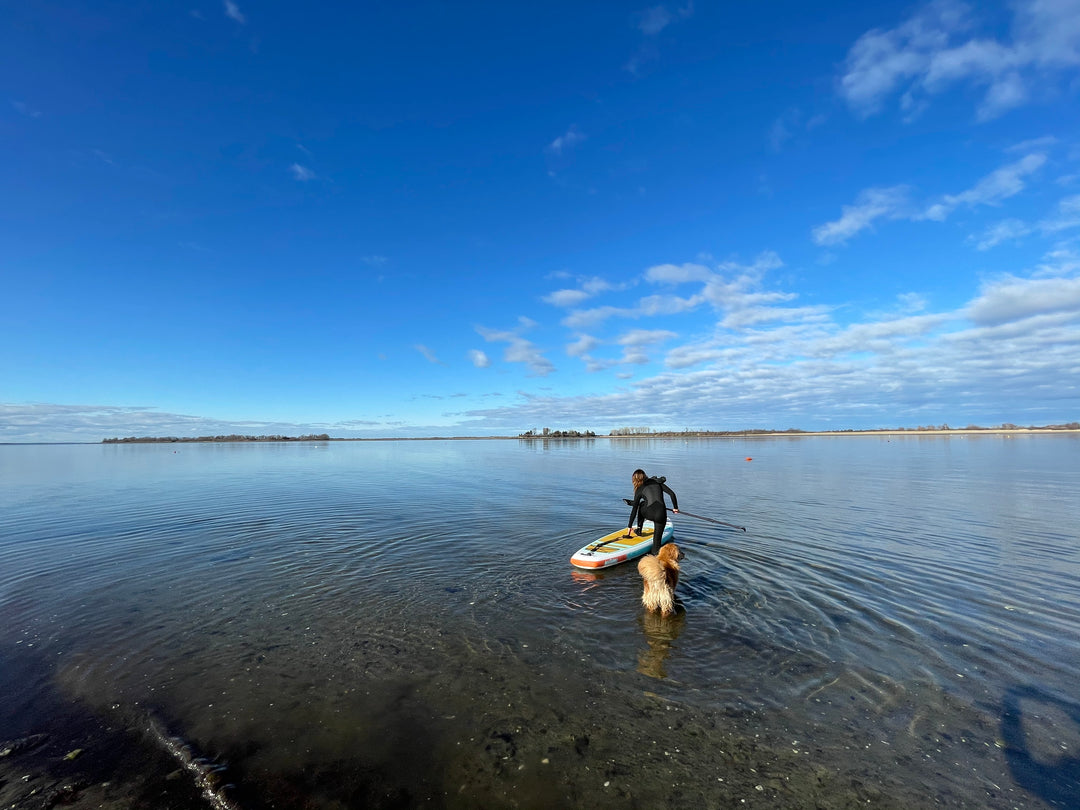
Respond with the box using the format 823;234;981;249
622;498;746;532
676;509;746;532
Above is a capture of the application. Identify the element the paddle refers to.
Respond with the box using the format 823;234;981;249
622;499;746;532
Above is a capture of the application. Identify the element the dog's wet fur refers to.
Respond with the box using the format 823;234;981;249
637;543;684;617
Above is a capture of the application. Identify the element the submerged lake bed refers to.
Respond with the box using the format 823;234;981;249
2;435;1078;809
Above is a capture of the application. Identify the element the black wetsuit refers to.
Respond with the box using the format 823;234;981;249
627;476;679;555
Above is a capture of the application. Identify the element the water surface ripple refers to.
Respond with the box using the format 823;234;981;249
2;436;1078;809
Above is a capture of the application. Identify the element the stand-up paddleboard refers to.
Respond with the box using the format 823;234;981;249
570;520;674;570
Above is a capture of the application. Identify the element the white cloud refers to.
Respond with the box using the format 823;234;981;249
415;344;442;364
616;330;677;365
1013;0;1080;69
965;273;1080;325
0;403;336;444
664;344;737;370
224;0;245;24
922;152;1046;220
582;277;618;295
618;329;677;347
839;1;968;115
807;314;950;357
543;289;592;307
645;262;713;284
634;3;693;35
566;334;600;357
562;305;630;330
721;304;830;330
839;0;1080;121
897;292;928;313
699;256;792;312
547;125;586;156
638;292;703;316
974;218;1033;250
768;108;827;151
563;255;792;327
542;276;622;308
475;243;1079;431
1040;194;1080;233
566;252;807;335
290;163;316;181
637;6;673;35
468;349;491;368
812;186;910;245
476;322;555;376
1034;247;1080;277
976;71;1027;120
969;194;1080;250
460;260;1080;432
815;153;1048;246
1008;135;1059;153
624;4;693;74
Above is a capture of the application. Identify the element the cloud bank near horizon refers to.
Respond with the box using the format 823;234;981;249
6;241;1077;442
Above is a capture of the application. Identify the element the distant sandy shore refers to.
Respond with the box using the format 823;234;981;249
732;428;1080;437
341;428;1080;441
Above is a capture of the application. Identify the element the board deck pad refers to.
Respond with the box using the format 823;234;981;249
570;520;674;570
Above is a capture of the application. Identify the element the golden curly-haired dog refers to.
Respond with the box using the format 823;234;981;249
637;543;684;616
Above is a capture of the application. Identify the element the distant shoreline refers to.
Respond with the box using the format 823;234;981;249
94;427;1080;444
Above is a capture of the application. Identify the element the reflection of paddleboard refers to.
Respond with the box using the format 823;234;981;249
570;520;674;570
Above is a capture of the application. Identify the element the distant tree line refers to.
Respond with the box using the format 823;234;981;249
518;428;596;438
103;434;332;443
609;427;808;437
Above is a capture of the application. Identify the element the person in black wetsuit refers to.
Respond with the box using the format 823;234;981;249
627;468;679;555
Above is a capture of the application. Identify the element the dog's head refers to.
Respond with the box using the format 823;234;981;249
658;543;684;565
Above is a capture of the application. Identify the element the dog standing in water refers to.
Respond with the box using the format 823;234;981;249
637;543;684;617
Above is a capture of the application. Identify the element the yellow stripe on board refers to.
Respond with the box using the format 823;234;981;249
592;531;652;544
586;531;653;552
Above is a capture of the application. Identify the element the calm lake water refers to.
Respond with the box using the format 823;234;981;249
1;436;1078;809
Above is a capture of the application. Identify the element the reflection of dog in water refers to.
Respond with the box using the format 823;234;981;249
637;606;686;679
637;543;684;617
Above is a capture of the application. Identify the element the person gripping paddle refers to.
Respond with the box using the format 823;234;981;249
626;469;679;555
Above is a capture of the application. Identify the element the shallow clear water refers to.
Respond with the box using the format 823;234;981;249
1;436;1078;809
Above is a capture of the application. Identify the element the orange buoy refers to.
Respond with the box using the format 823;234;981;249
745;457;753;461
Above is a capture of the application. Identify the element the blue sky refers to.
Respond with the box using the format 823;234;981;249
3;0;1079;441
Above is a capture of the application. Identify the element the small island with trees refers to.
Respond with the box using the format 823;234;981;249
518;428;596;438
103;434;331;443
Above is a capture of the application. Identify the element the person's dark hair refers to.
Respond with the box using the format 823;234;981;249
632;469;646;489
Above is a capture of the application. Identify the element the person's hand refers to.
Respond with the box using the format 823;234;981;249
673;509;680;514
